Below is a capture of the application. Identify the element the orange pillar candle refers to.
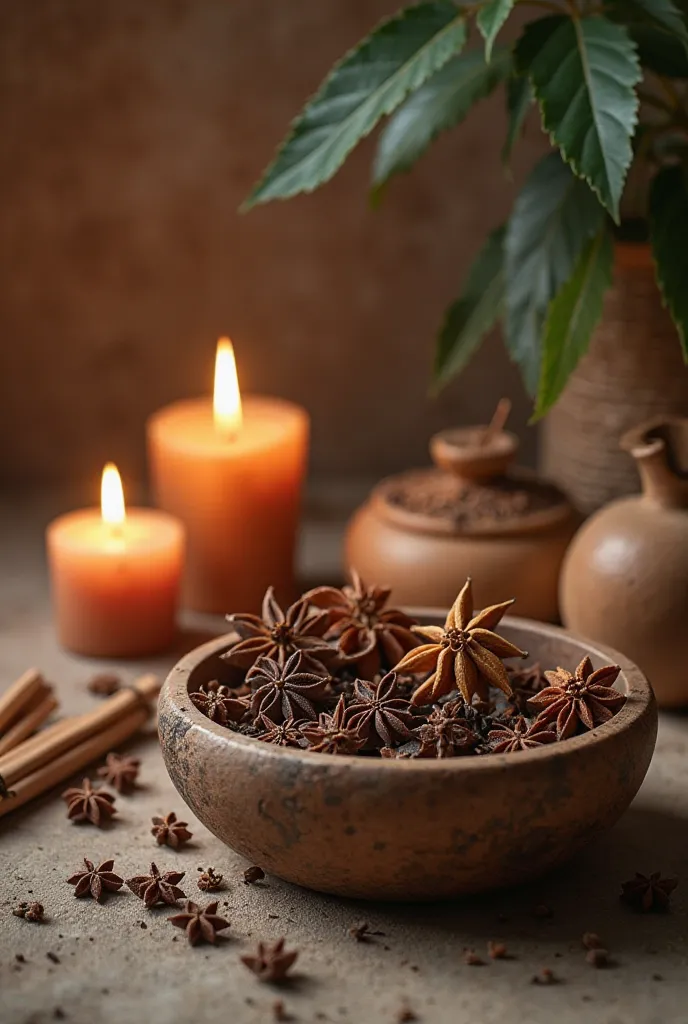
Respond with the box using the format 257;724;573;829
47;464;185;657
147;338;309;614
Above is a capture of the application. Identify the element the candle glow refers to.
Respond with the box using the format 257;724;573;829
101;463;125;527
213;337;243;438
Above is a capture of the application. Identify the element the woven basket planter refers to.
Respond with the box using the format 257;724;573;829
541;242;688;516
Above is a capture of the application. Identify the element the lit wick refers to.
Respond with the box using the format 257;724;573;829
213;337;243;440
101;462;125;539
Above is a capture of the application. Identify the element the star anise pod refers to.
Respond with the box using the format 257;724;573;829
151;811;193;848
62;778;117;827
197;866;224;892
528;656;625;739
168;899;230;945
223;587;336;671
620;872;678;912
247;651;330;723
67;858;124;901
13;901;45;922
487;715;557;753
256;714;306;747
127;862;186;907
241;937;299;983
394;578;527;706
304;570;421;677
343;672;415;748
189;685;248;726
414;702;480;758
506;662;547;714
301;695;366;755
97;752;141;793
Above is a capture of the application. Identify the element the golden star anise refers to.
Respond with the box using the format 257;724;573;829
527;656;625;739
167;900;230;945
487;716;557;753
241;937;299;983
394;578;527;706
304;570;421;676
62;778;117;827
223;587;336;671
67;858;124;901
151;811;193;848
97;752;141;793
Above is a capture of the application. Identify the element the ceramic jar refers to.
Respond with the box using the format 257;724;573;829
345;425;578;622
561;417;688;707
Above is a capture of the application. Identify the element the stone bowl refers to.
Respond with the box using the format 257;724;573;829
158;613;657;901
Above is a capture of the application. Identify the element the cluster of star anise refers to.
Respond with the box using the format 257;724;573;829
188;576;627;760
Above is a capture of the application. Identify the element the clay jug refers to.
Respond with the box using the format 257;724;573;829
560;417;688;707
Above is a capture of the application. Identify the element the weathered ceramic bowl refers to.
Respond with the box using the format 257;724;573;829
158;614;657;901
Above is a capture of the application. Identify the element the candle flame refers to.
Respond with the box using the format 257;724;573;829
101;463;125;526
213;337;243;438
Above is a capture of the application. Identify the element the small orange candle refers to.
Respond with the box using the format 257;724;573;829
147;338;309;614
47;464;185;657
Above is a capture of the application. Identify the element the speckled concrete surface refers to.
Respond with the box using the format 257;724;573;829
2;495;688;1024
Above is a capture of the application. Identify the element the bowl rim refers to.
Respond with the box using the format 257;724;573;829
161;613;655;773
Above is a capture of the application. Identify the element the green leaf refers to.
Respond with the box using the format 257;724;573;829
505;152;607;396
502;73;533;162
534;227;613;419
373;47;511;193
605;0;688;74
433;225;505;389
244;2;468;208
516;15;641;222
477;0;515;61
606;0;688;48
650;164;688;361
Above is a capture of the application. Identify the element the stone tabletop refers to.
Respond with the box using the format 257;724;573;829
1;492;688;1024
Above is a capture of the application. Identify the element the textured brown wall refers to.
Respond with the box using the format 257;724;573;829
0;0;545;490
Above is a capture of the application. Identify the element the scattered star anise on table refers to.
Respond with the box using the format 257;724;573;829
13;902;45;922
168;900;230;945
97;752;141;793
67;858;124;901
197;866;224;892
241;937;299;983
414;701;481;758
527;656;625;739
621;872;678;912
301;695;366;755
223;588;336;671
151;811;193;848
394;578;527;706
62;778;117;827
487;716;557;753
86;672;121;696
127;863;186;907
344;672;415;748
247;652;330;723
189;685;248;726
303;570;421;677
256;714;305;747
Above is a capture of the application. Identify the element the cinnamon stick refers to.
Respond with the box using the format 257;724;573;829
0;694;59;757
0;673;160;788
0;669;46;733
0;707;148;819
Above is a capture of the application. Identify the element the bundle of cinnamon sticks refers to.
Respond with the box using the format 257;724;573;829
0;669;160;818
